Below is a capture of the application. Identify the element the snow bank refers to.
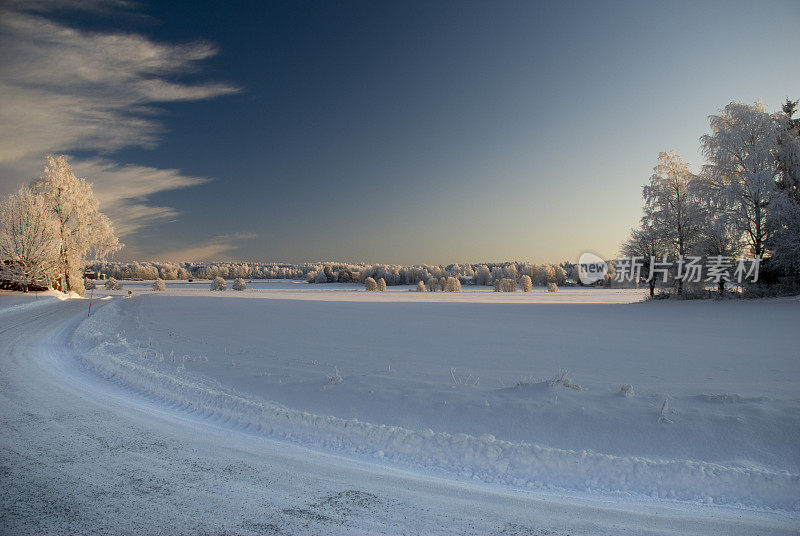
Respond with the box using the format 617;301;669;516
0;289;79;316
72;300;800;510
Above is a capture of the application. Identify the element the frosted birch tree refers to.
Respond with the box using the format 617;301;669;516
0;187;61;291
700;102;780;258
31;156;121;294
693;173;744;293
520;274;532;292
621;223;668;296
641;151;703;293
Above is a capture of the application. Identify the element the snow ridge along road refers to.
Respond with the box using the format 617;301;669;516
74;299;800;510
1;295;798;535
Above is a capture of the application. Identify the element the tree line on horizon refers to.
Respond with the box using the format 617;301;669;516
86;259;588;289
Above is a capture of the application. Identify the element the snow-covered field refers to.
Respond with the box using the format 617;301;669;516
2;282;799;534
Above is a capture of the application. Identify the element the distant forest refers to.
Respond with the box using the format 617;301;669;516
86;260;586;287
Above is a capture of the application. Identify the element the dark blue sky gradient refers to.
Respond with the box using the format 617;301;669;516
62;0;800;263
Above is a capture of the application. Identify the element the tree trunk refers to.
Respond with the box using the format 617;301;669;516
60;231;71;293
63;254;71;293
649;280;655;297
718;280;725;296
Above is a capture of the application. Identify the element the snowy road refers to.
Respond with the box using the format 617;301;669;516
1;298;797;535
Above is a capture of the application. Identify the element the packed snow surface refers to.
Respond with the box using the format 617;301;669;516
2;281;799;534
0;289;77;315
71;281;800;512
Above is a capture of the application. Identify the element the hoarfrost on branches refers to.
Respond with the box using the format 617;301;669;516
0;187;61;291
211;276;226;291
232;278;246;291
31;155;121;294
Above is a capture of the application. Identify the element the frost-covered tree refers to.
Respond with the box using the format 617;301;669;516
520;274;532;292
312;270;327;283
160;266;178;280
427;277;439;292
105;277;122;290
533;264;554;286
547;282;559;292
232;277;246;291
691;175;744;293
641;151;703;293
497;278;516;292
138;265;159;280
700;102;780;258
211;276;226;291
31;156;121;294
445;276;461;292
553;265;567;285
602;259;616;287
643;151;703;256
523;264;536;281
364;277;377;291
769;197;800;278
416;280;426;292
474;265;492;286
570;265;581;284
153;278;166;291
769;99;800;277
490;266;504;284
377;277;387;291
503;265;518;280
0;187;61;291
621;223;668;296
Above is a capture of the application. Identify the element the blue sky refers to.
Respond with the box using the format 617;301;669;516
1;0;798;263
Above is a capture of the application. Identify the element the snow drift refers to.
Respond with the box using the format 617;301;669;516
72;296;800;510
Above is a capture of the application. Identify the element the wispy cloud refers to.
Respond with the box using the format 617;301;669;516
0;2;239;237
6;0;140;16
151;233;258;262
69;158;211;235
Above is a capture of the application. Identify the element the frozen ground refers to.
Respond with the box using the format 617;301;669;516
1;282;799;534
